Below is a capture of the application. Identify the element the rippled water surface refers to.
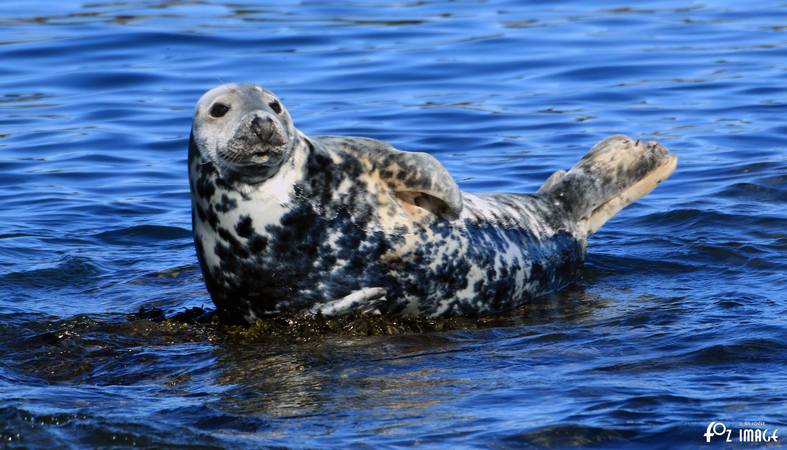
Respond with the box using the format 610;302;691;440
1;0;786;448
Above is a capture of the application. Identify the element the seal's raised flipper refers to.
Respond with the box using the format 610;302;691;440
540;135;677;236
310;287;387;317
321;137;464;220
377;150;463;221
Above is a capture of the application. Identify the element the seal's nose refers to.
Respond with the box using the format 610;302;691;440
251;115;270;141
250;114;286;146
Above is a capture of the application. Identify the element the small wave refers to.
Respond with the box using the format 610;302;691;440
0;406;67;447
586;253;697;275
0;403;203;448
595;337;787;373
93;225;191;246
0;256;102;288
716;181;787;204
496;424;634;448
631;208;787;233
682;338;787;365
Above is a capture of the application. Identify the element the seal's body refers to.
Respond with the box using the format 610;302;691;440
189;84;677;323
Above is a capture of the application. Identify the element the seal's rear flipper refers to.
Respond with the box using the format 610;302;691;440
310;287;387;317
537;169;567;194
541;135;677;236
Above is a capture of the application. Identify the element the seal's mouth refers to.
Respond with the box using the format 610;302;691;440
233;140;286;166
219;112;289;168
226;148;279;168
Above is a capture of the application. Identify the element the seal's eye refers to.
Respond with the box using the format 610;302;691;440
268;100;282;114
209;103;230;118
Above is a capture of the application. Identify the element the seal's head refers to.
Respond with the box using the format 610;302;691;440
191;83;296;183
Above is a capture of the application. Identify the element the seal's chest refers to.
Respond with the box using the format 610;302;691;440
191;171;298;270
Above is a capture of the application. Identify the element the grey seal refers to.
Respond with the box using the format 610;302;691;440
188;83;677;324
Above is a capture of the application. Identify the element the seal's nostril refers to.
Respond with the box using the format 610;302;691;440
250;115;276;144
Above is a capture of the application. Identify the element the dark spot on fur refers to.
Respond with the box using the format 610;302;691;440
215;194;237;213
249;235;268;253
196;173;215;200
205;205;219;230
195;203;207;223
235;215;254;238
217;226;249;259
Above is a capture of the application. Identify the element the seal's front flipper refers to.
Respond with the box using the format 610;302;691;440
310;287;387;317
320;137;463;220
378;150;464;221
366;142;463;220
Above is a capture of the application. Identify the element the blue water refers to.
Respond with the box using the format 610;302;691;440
1;0;785;447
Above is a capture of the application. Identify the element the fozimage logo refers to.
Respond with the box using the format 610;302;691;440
704;421;779;444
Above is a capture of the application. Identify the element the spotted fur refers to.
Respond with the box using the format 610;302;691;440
189;84;677;324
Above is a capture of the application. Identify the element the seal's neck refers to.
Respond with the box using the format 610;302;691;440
243;131;311;198
188;130;313;198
